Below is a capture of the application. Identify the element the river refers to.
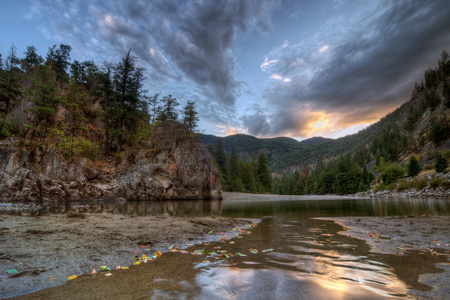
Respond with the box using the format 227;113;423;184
2;197;449;299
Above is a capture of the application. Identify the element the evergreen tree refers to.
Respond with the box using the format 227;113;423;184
26;65;60;140
227;147;241;191
112;50;146;153
22;45;43;72
305;174;314;194
157;94;179;121
407;156;421;177
435;154;448;173
182;100;199;131
0;45;23;136
47;44;72;83
256;152;271;192
241;160;256;193
214;138;227;176
146;93;160;124
429;116;450;146
207;143;215;158
65;78;89;136
97;62;115;154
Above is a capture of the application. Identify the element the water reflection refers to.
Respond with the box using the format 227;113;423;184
2;197;448;299
0;197;448;217
0;199;224;217
194;217;446;299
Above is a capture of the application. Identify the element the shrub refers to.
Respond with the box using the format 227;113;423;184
397;179;410;192
441;180;450;189
382;164;405;185
429;178;443;189
374;184;385;192
423;164;433;170
411;177;427;190
52;127;99;161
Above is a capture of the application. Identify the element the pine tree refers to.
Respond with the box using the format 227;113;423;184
407;156;421;177
214;138;227;176
256;152;271;192
227;147;239;191
47;44;72;84
157;94;179;121
98;62;115;154
0;45;23;136
22;45;43;72
26;65;60;140
182;100;199;131
146;93;160;124
112;50;146;154
435;154;448;173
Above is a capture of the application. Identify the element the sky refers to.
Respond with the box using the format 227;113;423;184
1;0;450;140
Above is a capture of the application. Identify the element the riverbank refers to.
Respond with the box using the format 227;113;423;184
0;213;251;299
223;192;365;201
320;216;450;299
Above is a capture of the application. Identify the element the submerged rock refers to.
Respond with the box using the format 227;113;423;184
0;121;222;201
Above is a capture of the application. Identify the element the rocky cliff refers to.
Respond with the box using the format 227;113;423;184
0;121;222;201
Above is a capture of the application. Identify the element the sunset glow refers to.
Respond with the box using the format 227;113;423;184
2;0;448;139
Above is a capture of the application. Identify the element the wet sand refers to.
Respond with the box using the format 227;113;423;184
0;213;251;299
319;216;450;300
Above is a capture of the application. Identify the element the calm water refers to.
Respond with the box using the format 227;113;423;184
2;197;449;299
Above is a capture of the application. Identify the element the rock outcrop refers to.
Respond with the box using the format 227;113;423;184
0;121;222;201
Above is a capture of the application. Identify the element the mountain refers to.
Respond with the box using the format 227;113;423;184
197;133;332;167
200;50;450;174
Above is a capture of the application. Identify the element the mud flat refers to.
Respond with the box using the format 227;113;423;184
319;216;450;300
0;213;251;299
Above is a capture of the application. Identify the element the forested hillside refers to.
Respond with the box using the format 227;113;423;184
0;44;224;201
198;133;331;169
206;50;450;195
0;44;200;157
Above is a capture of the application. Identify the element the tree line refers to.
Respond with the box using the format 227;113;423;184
207;138;272;194
0;44;199;160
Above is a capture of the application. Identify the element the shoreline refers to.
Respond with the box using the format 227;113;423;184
2;194;449;298
0;213;251;299
223;192;367;201
318;216;450;299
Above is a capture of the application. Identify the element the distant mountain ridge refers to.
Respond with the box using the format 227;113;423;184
199;51;450;173
197;133;332;169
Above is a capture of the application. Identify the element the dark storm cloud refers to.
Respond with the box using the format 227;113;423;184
241;109;271;136
262;0;450;137
141;0;278;106
308;0;450;109
31;0;278;105
105;0;279;106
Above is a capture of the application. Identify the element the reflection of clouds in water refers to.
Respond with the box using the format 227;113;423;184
196;267;403;299
194;216;410;299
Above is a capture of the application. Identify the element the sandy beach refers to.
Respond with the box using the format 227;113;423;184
0;212;251;299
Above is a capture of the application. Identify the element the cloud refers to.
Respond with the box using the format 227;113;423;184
143;0;279;106
241;108;271;136
256;0;450;138
26;0;279;107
